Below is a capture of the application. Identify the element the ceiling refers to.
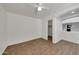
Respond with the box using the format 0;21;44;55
1;3;79;19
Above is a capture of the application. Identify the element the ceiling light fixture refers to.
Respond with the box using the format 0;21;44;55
37;6;42;11
71;11;75;14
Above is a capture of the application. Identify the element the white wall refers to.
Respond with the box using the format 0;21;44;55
62;17;79;44
7;12;42;45
71;23;79;31
53;17;62;43
41;18;48;40
62;32;79;44
0;6;7;54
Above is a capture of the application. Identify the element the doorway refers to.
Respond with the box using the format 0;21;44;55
48;20;52;42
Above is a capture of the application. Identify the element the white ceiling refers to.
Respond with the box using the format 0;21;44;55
1;3;79;19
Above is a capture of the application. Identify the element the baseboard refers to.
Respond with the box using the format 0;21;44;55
7;37;44;46
0;45;8;55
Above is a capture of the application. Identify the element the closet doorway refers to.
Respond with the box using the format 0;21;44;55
48;20;52;42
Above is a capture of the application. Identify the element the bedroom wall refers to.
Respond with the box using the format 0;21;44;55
7;12;42;45
41;17;48;40
0;6;7;54
62;17;79;44
53;17;62;43
62;32;79;44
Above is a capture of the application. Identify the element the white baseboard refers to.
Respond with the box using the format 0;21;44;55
7;36;42;46
0;45;8;55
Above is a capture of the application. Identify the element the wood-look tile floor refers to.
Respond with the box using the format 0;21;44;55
2;38;79;55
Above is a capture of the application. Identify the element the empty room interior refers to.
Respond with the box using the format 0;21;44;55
1;3;79;55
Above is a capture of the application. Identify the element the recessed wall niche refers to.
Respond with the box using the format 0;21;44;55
62;17;79;32
63;22;79;32
63;23;72;32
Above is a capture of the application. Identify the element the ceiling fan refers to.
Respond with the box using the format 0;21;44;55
28;3;48;16
32;3;48;12
34;3;45;11
33;3;48;16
